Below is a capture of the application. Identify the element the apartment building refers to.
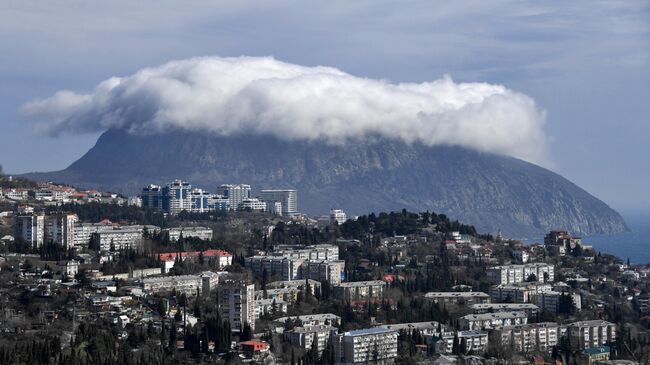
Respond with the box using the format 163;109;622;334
489;283;553;303
334;280;386;302
216;184;251;210
487;263;554;285
218;279;256;332
423;292;491;306
141;275;202;295
305;260;345;285
159;249;232;273
470;303;539;317
275;313;341;328
334;327;398;364
14;213;45;248
259;189;297;216
458;311;528;331
377;321;447;338
162;180;192;215
272;244;339;261
163;226;213;242
285;325;336;355
330;209;347;225
491;322;564;353
45;213;78;248
567;320;617;350
434;331;489;354
267;279;321;296
254;298;288;319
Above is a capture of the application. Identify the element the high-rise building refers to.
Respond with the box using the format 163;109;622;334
260;189;297;216
216;184;251;211
162;180;192;215
15;213;45;248
141;184;163;209
330;209;347;225
218;279;256;332
46;213;78;248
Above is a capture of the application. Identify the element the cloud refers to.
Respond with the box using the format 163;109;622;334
21;56;548;164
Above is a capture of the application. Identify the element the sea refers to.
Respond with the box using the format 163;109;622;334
523;212;650;265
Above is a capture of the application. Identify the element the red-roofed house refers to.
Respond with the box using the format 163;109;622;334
159;249;233;273
239;340;269;357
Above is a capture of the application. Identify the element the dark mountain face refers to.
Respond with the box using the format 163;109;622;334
26;128;628;237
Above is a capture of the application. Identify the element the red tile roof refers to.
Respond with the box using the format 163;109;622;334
158;249;232;262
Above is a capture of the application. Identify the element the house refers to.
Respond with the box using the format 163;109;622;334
239;340;270;357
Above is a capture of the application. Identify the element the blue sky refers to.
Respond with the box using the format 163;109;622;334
0;1;649;212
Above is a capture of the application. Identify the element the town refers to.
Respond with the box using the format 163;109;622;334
0;175;648;365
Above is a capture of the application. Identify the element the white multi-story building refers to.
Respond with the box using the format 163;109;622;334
492;322;564;353
141;275;202;295
260;189;297;216
163;227;213;242
275;313;341;328
239;198;267;212
73;221;115;247
273;244;339;261
458;311;528;331
306;260;345;285
330;209;347;225
512;250;530;263
286;325;336;356
487;263;554;285
218;279;256;332
45;213;78;248
92;225;160;251
567;320;616;350
334;280;386;302
334;327;398;364
489;283;553;303
434;331;489;354
216;184;251;211
254;298;288;319
162;180;192;215
14;213;45;248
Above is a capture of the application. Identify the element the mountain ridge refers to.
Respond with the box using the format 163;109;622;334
23;128;628;237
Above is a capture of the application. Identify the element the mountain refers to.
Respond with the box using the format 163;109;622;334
24;128;628;237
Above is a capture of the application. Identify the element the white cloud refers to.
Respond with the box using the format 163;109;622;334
21;56;548;164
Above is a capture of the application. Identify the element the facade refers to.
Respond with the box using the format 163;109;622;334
491;322;564;353
163;227;213;242
273;244;339;261
141;184;163;209
141;275;203;295
92;227;147;251
489;283;553;303
286;325;336;356
487;263;555;285
567;320;616;350
330;209;347;225
260;189;297;216
239;198;267;211
254;298;288;318
377;321;447;338
267;279;321;296
189;188;229;212
423;292;491;306
14;213;45;248
470;303;539;317
73;221;115;247
458;311;528;331
532;291;582;313
216;184;251;211
218;279;256;332
306;260;345;285
162;180;192;215
45;213;78;248
335;327;398;364
159;249;232;273
275;313;341;328
334;280;386;302
434;331;489;354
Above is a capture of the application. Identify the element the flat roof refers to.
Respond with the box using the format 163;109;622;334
343;327;397;337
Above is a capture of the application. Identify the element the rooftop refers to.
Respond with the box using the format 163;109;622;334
343;327;397;337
